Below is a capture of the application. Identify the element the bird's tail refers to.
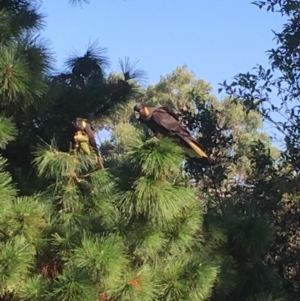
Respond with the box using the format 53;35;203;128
180;135;215;166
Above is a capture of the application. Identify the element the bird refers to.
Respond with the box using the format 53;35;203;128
133;103;214;165
73;130;92;156
73;118;97;150
72;118;104;169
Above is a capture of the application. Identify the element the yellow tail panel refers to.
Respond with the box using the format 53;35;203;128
185;140;208;158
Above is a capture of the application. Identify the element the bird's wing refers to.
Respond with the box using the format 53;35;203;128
152;107;191;137
152;108;210;159
157;107;180;121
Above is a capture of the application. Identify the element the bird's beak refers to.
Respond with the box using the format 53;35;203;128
134;111;140;119
74;131;82;141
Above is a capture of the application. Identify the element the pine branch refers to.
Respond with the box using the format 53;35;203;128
0;116;17;149
33;139;96;180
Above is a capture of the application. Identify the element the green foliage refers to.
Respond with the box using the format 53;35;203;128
0;196;49;244
0;47;30;102
0;116;50;297
218;1;300;299
1;1;299;301
0;116;16;148
0;0;45;41
0;236;36;296
16;275;49;301
33;139;96;180
14;131;218;301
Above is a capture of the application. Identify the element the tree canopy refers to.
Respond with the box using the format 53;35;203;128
0;1;299;301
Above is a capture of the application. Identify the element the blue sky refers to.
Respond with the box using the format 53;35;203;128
41;1;285;145
42;0;283;96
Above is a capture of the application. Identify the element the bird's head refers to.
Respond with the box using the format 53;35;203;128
72;117;89;130
133;103;151;120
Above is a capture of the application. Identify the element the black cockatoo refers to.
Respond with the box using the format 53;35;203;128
72;118;104;169
73;118;97;149
133;103;214;165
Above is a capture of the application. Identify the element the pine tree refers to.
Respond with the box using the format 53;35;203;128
0;116;51;300
99;67;286;300
0;0;146;195
23;127;219;301
1;1;295;300
0;0;53;194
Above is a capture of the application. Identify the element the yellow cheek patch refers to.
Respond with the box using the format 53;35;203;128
82;120;86;128
144;106;150;117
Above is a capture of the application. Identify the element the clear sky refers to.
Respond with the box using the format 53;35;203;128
42;0;283;97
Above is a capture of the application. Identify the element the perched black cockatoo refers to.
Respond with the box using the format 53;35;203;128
73;118;97;150
133;103;214;165
72;118;104;169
